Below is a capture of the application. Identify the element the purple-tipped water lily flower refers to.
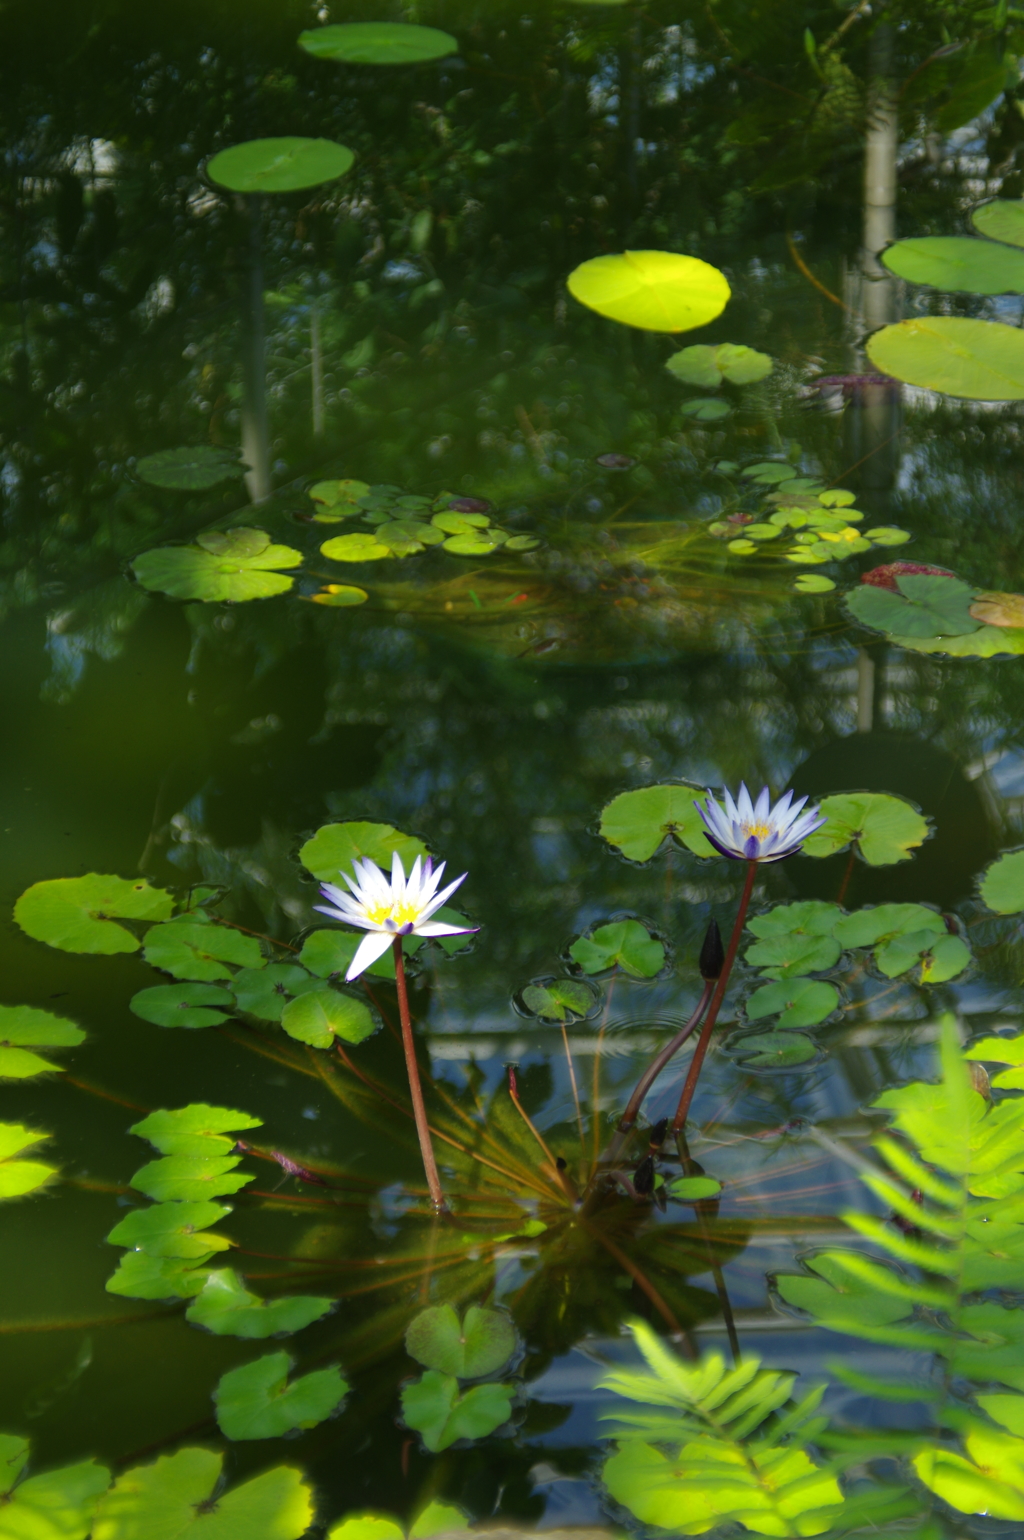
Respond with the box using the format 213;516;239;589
317;852;477;981
696;783;826;863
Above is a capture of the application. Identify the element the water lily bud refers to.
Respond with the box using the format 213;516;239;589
699;919;725;980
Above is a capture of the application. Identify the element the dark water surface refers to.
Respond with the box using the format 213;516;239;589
4;3;1024;1535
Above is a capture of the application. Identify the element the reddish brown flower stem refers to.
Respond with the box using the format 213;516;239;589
603;978;715;1168
672;861;758;1134
392;937;448;1214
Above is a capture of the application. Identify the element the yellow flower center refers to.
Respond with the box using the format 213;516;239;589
742;821;773;841
363;899;422;928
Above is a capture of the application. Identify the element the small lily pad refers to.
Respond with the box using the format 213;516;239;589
105;1252;213;1301
129;1104;262;1156
519;977;600;1024
599;783;716;862
309;478;370;515
744;928;840;980
665;343;773;387
832;902;945;949
0;1005;85;1080
320;532;392;562
280;986;377;1048
732;1030;818;1067
980;848;1024;915
142;922;264;981
679;397;732;421
569;919;665;978
14;873;173;954
207;137;354;193
743;462;798;483
443;531;508;555
133;530;303;602
136;446;244;490
668;1175;722;1201
379;519;445;548
214;1351;348;1440
405;1303;516;1378
232;964;319;1022
186;1268;334;1338
401;1370;514;1453
131;1154;255;1203
298;22;458;65
505;535;540;551
794;574;836;594
0;1124;57;1200
432;511;491;534
744;978;839;1028
106;1200;234;1259
566;251;730;333
299;820;428;882
846;573;980;639
309;584;369;607
92;1448;314;1540
802;792;930;866
129;982;235;1029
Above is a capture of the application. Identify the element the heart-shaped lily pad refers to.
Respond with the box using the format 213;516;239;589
0;1005;85;1080
280;986;377;1048
731;1029;818;1067
744;978;839;1028
299;821;429;882
186;1269;334;1338
214;1351;348;1440
431;511;491;534
14;874;173;954
136;446;244;490
129;982;235;1028
846;573;980;639
92;1448;313;1540
679;397;732;421
231;964;319;1022
130;1104;262;1156
105;1251;213;1300
598;783;716;862
142;922;264;981
133;529;303;602
309;478;370;518
518;977;600;1024
400;1371;514;1453
569;919;665;978
665;343;773;387
207;138;354;194
106;1200;234;1259
405;1304;516;1378
0;1124;57;1199
0;1436;109;1540
801;792;930;866
443;531;508;555
131;1154;255;1203
744;928;840;980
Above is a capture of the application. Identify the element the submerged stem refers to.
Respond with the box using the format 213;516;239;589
392;938;448;1215
603;978;715;1169
671;861;758;1134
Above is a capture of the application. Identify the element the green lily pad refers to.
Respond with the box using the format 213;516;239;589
0;1436;109;1540
519;977;600;1024
327;1520;405;1540
892;623;1024;657
298;929;420;981
431;511;490;533
298;22;458;65
130;982;235;1029
598;783;716;862
980;848;1024;914
973;200;1024;248
731;1030;818;1067
207;138;354;194
882;235;1024;295
801;792;930;866
505;535;540;551
866;316;1024;400
405;1304;516;1378
105;1251;213;1301
400;1370;514;1453
379;520;445;548
133;529;303;602
832;903;968;982
569;919;665;978
775;1251;916;1329
0;1004;85;1079
131;1154;254;1203
280;986;377;1049
665;343;773;387
309;478;370;517
14;873;173;954
865;526;912;546
679;397;732;421
744;978;839;1028
106;1200;234;1259
136;446;244;490
744;929;840;980
214;1351;348;1440
566;251;730;333
130;1104;262;1157
186;1268;334;1338
743;462;798;483
409;1503;469;1540
668;1175;722;1200
846;573;980;639
299;820;428;882
748;902;842;941
443;531;508;555
92;1447;313;1540
231;964;319;1022
0;1124;57;1200
142;922;264;981
309;584;370;607
320;532;392;562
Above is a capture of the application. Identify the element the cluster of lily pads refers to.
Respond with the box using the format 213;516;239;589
664;340;774;422
846;562;1024;658
706;462;910;596
307;477;539;560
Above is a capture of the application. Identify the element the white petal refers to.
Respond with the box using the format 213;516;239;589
772;789;794;820
415;920;478;937
753;786;771;823
314;906;378;932
346;930;395;981
736;783;755;823
418;870;468;920
722;786;740;824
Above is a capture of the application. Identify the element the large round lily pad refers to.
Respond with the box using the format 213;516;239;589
566;251;730;333
846;573;980;639
130;983;235;1029
133;529;303;602
207;138;354;194
802;792;930;866
866;316;1024;400
972;200;1024;248
92;1448;314;1540
280;986;377;1049
136;446;244;490
299;820;428;882
14;874;173;954
298;23;458;65
881;236;1024;295
599;783;715;862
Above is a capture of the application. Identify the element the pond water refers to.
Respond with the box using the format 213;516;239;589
6;5;1024;1538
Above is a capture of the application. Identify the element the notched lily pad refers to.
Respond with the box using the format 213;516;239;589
232;963;319;1022
142;921;264;981
299;820;428;882
0;1004;85;1080
308;584;369;607
405;1303;517;1378
131;1154;255;1203
730;1029;818;1068
132;529;303;602
130;1103;262;1156
801;792;930;866
846;573;980;639
129;982;235;1028
668;1175;722;1201
679;397;731;421
0;1123;58;1200
517;977;600;1024
136;446;244;490
598;783;716;862
105;1251;213;1301
280;985;378;1049
569;919;665;978
14;873;173;954
92;1447;314;1540
186;1268;334;1338
0;1435;109;1540
665;343;773;388
400;1370;515;1453
744;978;839;1029
214;1351;348;1440
106;1200;234;1259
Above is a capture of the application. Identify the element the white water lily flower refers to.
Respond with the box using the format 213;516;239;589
316;852;476;980
696;783;826;863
